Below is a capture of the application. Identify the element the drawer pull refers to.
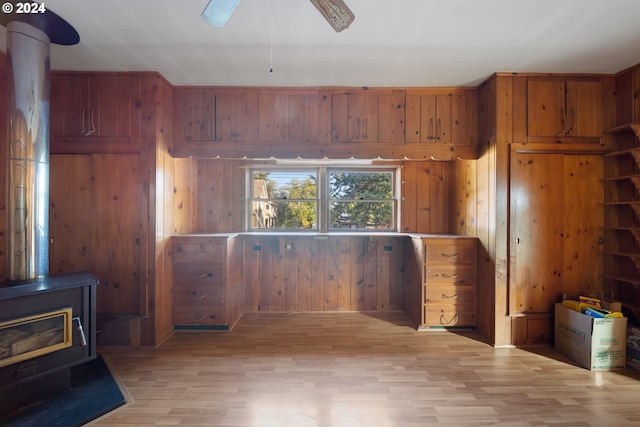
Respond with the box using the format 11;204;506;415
191;291;207;300
441;252;458;258
192;272;214;279
440;313;459;325
194;252;208;257
441;273;458;278
189;313;216;322
441;293;458;299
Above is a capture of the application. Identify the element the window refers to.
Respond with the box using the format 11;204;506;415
248;166;398;232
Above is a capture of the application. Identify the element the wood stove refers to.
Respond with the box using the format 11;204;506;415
0;6;99;416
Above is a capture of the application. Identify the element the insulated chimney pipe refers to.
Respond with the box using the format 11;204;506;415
1;7;79;283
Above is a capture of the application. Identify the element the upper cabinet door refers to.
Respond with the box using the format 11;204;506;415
331;91;399;143
405;91;475;145
257;91;330;143
174;89;253;143
179;90;215;142
51;74;138;140
526;79;603;139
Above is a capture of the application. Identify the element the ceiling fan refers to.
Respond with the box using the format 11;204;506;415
201;0;354;32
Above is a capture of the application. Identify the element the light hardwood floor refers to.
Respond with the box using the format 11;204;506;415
94;312;640;426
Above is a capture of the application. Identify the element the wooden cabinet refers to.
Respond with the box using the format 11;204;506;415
527;79;602;139
331;90;404;144
603;123;640;316
173;89;253;143
422;237;476;328
405;91;475;145
172;236;231;328
403;236;477;329
50;73;140;141
257;91;331;143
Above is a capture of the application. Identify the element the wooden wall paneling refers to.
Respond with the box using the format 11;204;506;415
49;154;94;276
324;239;339;310
310;238;326;311
511;76;528;143
349;238;365;311
297;238;313;311
401;238;422;326
228;237;244;328
400;161;418;232
451;159;477;236
336;238;352;310
363;238;377;311
270;238;286;311
415;162;433;232
283;237;298;311
615;70;634;126
243;238;259;311
197;159;240;233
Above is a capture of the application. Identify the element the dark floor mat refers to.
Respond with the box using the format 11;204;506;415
1;356;126;427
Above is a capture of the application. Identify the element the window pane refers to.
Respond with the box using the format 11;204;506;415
329;201;394;230
252;201;317;229
253;170;316;199
329;171;392;200
251;170;318;230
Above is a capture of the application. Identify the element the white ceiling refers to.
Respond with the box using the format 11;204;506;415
2;0;640;88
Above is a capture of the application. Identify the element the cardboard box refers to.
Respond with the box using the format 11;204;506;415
554;303;627;371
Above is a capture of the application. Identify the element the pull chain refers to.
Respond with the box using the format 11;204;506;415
269;0;274;75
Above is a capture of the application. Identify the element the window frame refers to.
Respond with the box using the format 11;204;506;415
246;165;400;233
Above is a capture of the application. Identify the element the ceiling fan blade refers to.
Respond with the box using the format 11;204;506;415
202;0;240;27
309;0;355;32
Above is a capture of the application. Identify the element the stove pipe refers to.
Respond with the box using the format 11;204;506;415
2;9;79;284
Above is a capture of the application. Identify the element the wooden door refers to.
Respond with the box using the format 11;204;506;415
509;151;604;314
50;154;145;315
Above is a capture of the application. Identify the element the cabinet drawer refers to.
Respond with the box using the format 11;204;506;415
173;242;225;263
424;242;476;265
174;285;225;305
174;304;228;326
424;264;475;285
173;263;225;285
423;305;475;327
424;285;475;305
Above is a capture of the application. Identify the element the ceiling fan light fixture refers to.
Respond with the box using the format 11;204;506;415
309;0;354;32
202;0;240;28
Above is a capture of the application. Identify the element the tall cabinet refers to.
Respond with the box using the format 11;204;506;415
48;71;197;347
475;73;615;347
